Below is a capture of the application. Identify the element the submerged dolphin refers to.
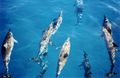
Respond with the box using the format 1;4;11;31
79;52;91;78
1;29;17;78
102;27;118;77
32;11;63;64
56;37;71;78
74;0;84;24
37;61;48;78
82;52;91;78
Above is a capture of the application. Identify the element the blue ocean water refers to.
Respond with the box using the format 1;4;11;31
0;0;120;78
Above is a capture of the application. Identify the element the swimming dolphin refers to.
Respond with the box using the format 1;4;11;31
102;27;118;77
79;52;91;78
74;0;84;24
103;16;112;35
1;29;17;78
83;52;91;78
40;11;63;55
37;61;48;78
31;22;54;64
56;37;71;78
32;11;63;64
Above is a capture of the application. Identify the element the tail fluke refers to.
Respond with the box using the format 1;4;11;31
2;74;11;78
106;64;116;77
0;70;11;78
105;72;117;78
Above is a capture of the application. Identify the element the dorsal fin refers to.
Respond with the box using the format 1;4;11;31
113;42;119;47
14;38;18;43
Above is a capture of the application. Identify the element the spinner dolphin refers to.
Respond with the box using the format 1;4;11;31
32;11;63;64
1;29;17;78
102;27;118;77
56;37;71;78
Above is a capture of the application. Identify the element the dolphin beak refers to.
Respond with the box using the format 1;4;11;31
104;15;108;22
60;10;63;17
67;37;70;41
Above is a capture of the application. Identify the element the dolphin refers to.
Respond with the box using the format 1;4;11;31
1;29;17;78
56;37;71;78
31;23;54;64
74;0;84;24
102;27;118;77
79;52;91;78
32;11;63;64
40;11;63;55
83;52;91;78
37;61;48;78
39;11;63;55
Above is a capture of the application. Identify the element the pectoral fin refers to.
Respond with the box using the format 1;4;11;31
113;42;118;47
14;38;18;43
3;43;8;48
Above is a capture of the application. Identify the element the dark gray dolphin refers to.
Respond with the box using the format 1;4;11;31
79;52;91;78
74;0;84;24
40;62;47;77
1;29;17;78
102;27;118;77
37;61;48;78
31;11;63;64
83;52;91;78
102;16;119;77
56;37;71;78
